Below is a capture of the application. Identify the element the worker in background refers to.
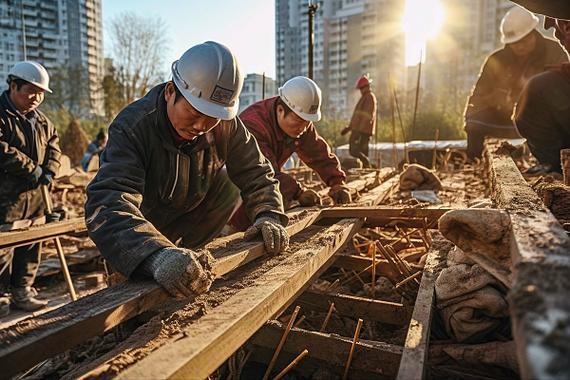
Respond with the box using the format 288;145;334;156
515;17;570;173
464;5;568;159
80;128;107;171
228;76;351;230
85;42;289;299
341;74;377;168
0;61;61;316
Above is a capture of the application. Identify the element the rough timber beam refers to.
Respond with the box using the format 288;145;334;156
0;218;86;249
396;232;451;380
117;219;363;379
319;206;452;228
0;210;321;379
251;320;403;378
486;143;570;380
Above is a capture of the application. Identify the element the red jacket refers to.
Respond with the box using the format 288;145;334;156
239;97;346;203
348;89;377;136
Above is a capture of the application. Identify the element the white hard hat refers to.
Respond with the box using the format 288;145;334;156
171;41;243;120
278;76;322;122
8;61;52;93
500;6;539;44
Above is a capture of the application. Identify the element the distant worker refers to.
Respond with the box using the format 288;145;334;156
0;61;61;316
464;5;568;159
80;128;107;171
515;17;570;173
228;76;351;230
85;42;289;299
341;74;377;168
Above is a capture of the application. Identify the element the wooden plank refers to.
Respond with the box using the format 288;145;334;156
117;218;363;379
0;210;321;379
251;320;403;378
297;290;411;326
396;232;450;380
319;206;452;228
486;145;570;380
0;217;86;249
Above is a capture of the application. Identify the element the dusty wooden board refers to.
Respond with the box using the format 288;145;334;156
396;232;450;380
319;206;452;228
0;210;321;379
297;290;411;326
487;146;570;380
117;219;363;379
252;320;403;378
0;218;86;249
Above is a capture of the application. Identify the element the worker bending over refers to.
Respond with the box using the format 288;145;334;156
0;61;61;316
464;5;567;159
85;42;288;298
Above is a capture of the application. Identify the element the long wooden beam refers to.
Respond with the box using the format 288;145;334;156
251;320;403;378
0;218;86;249
319;206;452;228
117;219;363;379
297;290;411;326
0;210;321;379
396;232;451;380
486;145;570;380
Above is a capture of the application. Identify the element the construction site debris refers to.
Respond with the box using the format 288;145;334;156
532;175;570;225
399;163;443;192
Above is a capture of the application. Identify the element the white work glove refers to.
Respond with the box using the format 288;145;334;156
141;247;214;298
243;214;289;255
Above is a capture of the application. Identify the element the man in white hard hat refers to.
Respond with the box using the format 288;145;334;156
514;16;570;174
85;42;289;299
227;76;351;229
464;5;567;159
0;61;61;316
341;74;377;168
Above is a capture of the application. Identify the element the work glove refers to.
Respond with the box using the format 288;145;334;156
328;183;352;204
243;214;289;255
341;127;351;136
297;188;322;207
141;247;214;298
39;170;54;186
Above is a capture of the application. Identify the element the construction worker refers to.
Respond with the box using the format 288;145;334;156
511;0;570;18
228;76;351;230
0;61;61;316
341;74;377;168
85;42;289;299
464;5;568;159
80;128;107;171
514;17;570;173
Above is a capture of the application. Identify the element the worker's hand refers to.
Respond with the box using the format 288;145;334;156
243;214;289;254
143;247;214;298
341;127;351;136
38;169;54;186
297;188;322;207
328;183;352;204
27;166;43;186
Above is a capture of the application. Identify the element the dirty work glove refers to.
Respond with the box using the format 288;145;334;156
329;183;352;204
297;188;322;207
38;169;54;186
341;126;351;136
141;247;214;298
243;214;289;255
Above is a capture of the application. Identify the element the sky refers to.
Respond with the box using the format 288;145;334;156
102;0;276;79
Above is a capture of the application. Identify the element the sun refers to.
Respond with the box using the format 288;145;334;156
402;0;446;66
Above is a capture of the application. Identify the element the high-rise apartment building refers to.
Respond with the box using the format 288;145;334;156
0;0;104;115
238;73;278;113
275;0;405;118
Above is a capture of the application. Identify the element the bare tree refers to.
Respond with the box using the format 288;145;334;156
109;12;169;103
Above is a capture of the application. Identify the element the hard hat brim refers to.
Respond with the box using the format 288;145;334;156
174;77;238;120
11;76;52;93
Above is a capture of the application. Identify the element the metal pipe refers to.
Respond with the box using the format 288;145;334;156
307;1;318;79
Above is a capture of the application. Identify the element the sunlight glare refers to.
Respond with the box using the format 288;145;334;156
402;0;446;66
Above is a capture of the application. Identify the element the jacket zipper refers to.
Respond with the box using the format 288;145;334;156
168;153;180;200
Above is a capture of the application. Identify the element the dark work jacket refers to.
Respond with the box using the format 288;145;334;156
85;84;285;277
239;97;345;203
348;89;377;136
465;32;568;124
0;91;61;222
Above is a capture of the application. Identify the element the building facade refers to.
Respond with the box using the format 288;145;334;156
238;73;277;114
0;0;104;115
275;0;405;119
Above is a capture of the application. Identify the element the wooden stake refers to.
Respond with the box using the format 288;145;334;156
395;270;422;288
263;306;301;380
273;349;309;380
368;243;376;298
343;318;363;380
320;302;335;332
293;315;306;329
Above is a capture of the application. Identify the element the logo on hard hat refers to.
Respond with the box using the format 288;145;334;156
210;85;234;106
309;104;318;113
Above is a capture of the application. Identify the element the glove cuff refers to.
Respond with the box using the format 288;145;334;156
139;248;175;278
255;212;283;227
